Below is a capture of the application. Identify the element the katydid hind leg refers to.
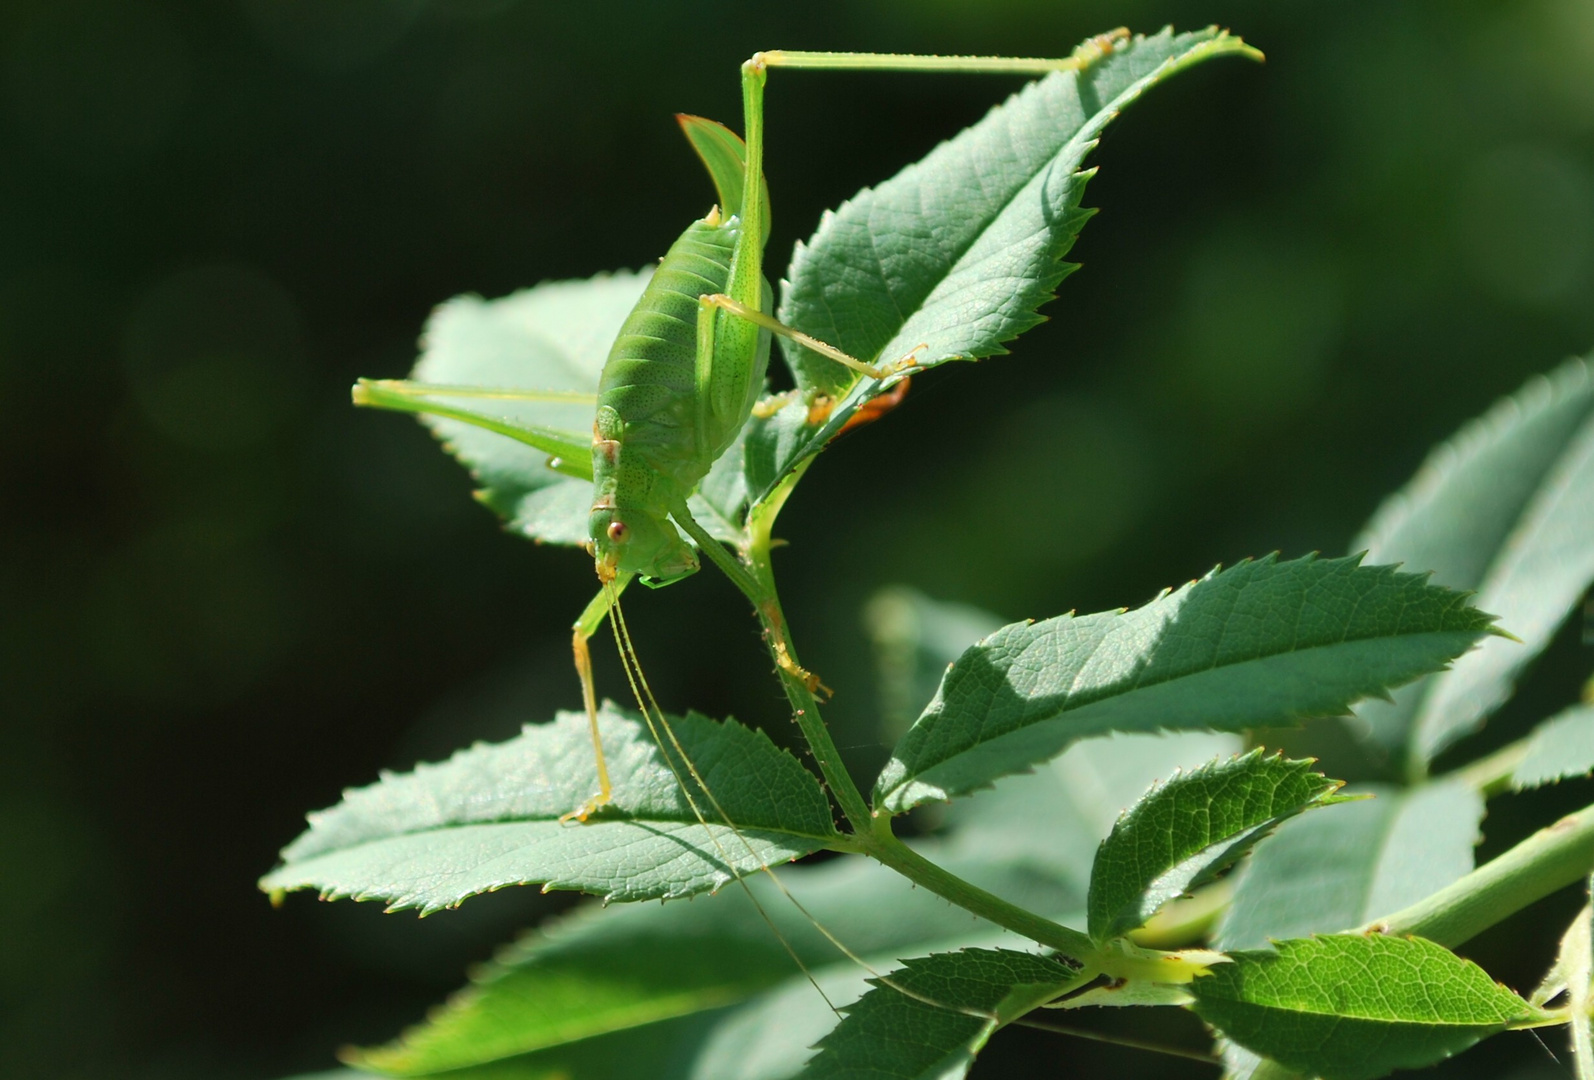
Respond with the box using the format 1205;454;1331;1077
700;293;911;382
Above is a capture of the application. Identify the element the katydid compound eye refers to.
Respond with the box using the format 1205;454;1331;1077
607;521;628;542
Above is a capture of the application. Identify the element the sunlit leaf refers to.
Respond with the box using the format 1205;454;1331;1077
342;720;1237;1077
260;705;837;912
345;844;1078;1076
1087;751;1344;942
1190;935;1531;1080
400;272;647;544
874;554;1498;815
748;28;1261;503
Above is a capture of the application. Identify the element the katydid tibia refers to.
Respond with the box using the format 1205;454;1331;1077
357;38;1128;826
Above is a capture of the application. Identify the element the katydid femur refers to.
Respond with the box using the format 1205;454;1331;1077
354;38;1129;827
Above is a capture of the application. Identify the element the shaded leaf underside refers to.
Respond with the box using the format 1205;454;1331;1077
1352;356;1594;764
1514;703;1594;790
1218;780;1483;950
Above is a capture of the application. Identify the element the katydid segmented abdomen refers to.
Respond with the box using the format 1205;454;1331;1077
588;214;769;583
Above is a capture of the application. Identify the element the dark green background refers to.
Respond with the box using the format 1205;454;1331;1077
4;1;1592;1077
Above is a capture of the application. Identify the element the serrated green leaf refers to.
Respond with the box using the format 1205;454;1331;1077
1087;751;1343;942
347;843;1080;1076
947;730;1245;886
1513;703;1594;790
348;726;1235;1079
387;270;748;550
800;948;1080;1080
259;705;837;912
873;554;1497;815
1218;780;1482;950
1351;357;1594;764
1189;935;1531;1080
404;272;647;545
747;28;1260;504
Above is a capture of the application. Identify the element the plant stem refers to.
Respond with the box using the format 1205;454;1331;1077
863;815;1097;958
684;468;875;834
687;473;1099;959
1364;800;1594;947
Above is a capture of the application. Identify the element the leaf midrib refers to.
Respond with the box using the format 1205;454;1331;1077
896;627;1482;791
292;815;840;854
1218;992;1512;1026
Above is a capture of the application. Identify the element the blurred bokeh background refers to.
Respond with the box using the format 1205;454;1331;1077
5;1;1594;1076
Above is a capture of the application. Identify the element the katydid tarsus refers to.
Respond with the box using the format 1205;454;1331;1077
354;36;1133;1008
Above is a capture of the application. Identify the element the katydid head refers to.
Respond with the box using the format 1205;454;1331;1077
590;507;698;585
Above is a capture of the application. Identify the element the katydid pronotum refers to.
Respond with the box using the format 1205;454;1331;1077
352;35;1145;1015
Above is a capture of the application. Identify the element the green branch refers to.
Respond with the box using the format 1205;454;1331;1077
676;477;1099;960
862;816;1097;959
1364;800;1594;947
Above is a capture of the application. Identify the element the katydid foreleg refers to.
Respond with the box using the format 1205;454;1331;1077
561;571;636;822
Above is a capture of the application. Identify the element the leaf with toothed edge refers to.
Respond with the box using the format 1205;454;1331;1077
259;704;838;912
379;268;752;551
345;847;1085;1077
873;553;1500;815
1351;356;1594;764
745;27;1263;505
351;728;1260;1079
1087;751;1346;942
1190;935;1533;1080
798;948;1082;1080
1513;703;1594;790
403;272;648;547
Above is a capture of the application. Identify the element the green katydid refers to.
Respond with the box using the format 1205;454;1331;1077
355;35;1133;825
343;31;1267;1046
